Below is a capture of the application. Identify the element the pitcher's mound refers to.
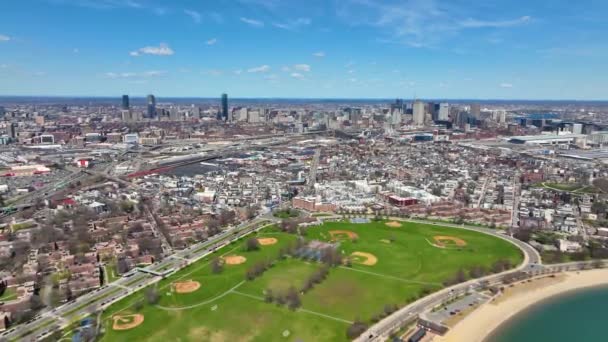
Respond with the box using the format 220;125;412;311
173;280;201;294
433;235;467;247
350;252;378;266
329;230;359;241
112;314;144;331
223;255;247;265
385;221;402;228
257;237;278;246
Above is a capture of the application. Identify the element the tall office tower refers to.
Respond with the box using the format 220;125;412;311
438;103;449;121
218;93;228;121
391;98;405;112
0;106;5;117
428;102;438;121
413;100;426;126
121;95;130;109
470;103;481;118
9;122;18;139
147;94;156;118
121;109;132;122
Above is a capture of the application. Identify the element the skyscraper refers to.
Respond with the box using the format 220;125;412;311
147;94;156;119
413;100;426;126
438;103;449;121
121;95;130;109
470;103;481;118
219;93;228;121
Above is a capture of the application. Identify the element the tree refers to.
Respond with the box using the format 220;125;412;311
513;229;532;242
285;286;301;310
145;287;159;305
346;319;368;340
244;237;260;252
264;289;274;303
211;257;223;274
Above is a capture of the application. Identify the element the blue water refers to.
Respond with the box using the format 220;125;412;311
487;286;608;342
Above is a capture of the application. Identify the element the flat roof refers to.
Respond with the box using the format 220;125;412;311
509;134;587;142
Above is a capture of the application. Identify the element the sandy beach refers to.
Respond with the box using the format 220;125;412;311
435;268;608;342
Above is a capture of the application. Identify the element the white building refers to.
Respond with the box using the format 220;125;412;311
413;101;425;126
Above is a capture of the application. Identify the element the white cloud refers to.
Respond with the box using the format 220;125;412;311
264;74;279;81
202;69;223;76
184;9;202;23
0;34;10;42
130;43;174;56
273;17;311;30
337;1;531;48
290;72;305;79
500;83;513;88
233;69;243;75
73;48;79;53
105;70;166;79
347;69;355;74
240;17;264;27
281;66;291;72
460;16;531;28
248;65;270;73
206;38;218;45
313;51;325;57
294;64;311;72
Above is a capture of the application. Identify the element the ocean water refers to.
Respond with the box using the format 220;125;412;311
486;285;608;342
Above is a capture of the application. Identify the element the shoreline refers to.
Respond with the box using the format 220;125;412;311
434;268;608;342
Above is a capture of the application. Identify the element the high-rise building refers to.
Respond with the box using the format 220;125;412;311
219;93;228;121
438;103;449;121
9;123;18;139
121;95;130;109
147;94;156;118
413;101;426;126
470;103;481;118
428;102;438;121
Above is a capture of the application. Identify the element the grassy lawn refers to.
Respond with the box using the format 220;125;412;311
0;287;18;301
98;221;522;342
273;209;299;219
104;264;120;284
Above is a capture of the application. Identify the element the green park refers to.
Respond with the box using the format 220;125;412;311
98;219;523;341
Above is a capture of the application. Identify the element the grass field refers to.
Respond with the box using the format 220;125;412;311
0;287;17;301
98;220;522;342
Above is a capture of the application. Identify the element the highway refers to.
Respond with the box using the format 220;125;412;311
0;216;277;342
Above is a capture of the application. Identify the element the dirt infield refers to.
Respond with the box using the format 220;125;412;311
350;252;378;266
174;280;201;294
385;221;402;228
433;235;467;247
257;237;278;246
329;230;359;241
223;255;247;265
112;314;144;331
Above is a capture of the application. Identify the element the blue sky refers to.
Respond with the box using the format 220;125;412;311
0;0;607;99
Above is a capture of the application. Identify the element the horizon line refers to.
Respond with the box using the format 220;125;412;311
0;95;607;102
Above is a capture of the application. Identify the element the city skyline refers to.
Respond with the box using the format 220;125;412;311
1;0;607;99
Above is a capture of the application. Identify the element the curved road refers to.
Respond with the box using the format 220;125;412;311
352;217;541;342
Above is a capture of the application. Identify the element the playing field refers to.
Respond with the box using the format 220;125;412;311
99;220;523;341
